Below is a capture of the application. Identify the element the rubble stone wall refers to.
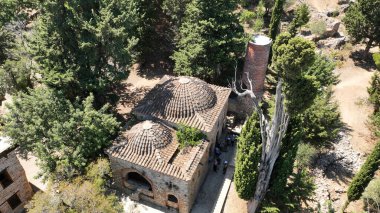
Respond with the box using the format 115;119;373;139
0;149;33;213
109;149;210;213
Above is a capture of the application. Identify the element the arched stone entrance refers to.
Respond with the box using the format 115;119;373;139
125;172;153;191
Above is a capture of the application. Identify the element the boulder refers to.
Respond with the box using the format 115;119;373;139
318;37;346;49
322;21;340;38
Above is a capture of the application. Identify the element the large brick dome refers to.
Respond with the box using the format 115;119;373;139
144;76;217;119
125;120;173;155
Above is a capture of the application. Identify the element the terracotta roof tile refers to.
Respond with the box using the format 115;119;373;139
107;121;208;181
133;76;231;132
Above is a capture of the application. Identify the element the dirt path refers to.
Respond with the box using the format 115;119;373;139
333;59;376;154
309;55;376;212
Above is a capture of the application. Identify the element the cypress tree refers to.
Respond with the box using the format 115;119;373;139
234;111;262;200
269;0;285;41
347;141;380;201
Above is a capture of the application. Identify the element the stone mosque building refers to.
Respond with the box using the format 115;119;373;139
107;75;231;213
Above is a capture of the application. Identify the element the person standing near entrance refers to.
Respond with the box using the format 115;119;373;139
223;160;228;174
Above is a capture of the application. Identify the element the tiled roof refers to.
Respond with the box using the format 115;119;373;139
107;121;208;181
133;76;231;132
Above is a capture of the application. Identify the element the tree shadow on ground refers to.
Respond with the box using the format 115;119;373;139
311;124;356;185
138;59;173;80
350;50;377;71
114;82;151;121
313;151;354;185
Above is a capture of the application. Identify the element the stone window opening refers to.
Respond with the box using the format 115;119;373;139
0;168;13;188
126;172;152;191
7;193;22;210
168;194;178;203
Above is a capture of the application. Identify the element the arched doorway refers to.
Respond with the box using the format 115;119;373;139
126;172;152;191
168;194;178;203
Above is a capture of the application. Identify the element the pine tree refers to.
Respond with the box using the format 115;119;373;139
234;111;262;200
3;88;120;180
288;4;310;36
172;0;245;82
267;33;340;210
30;0;141;103
343;0;380;55
0;0;35;98
347;141;380;202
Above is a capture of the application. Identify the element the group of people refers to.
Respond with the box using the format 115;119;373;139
213;147;228;174
212;132;237;174
225;133;237;147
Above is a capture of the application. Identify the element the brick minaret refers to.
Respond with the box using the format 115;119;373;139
243;35;272;98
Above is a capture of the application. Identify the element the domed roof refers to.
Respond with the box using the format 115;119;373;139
142;76;217;118
125;121;173;155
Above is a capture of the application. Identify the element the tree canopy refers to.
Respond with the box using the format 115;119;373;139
269;0;285;41
26;159;123;213
31;0;141;102
234;111;262;200
343;0;380;54
172;0;245;82
3;88;119;180
288;4;310;36
368;71;380;113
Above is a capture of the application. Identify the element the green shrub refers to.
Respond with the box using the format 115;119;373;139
239;10;255;25
239;1;265;32
309;20;326;36
331;10;339;17
288;3;310;36
373;53;380;71
370;112;380;137
347;141;380;201
296;143;317;169
362;178;380;212
368;71;380;113
176;124;204;149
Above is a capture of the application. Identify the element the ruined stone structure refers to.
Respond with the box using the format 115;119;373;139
0;137;33;213
134;75;231;152
242;35;272;98
108;76;231;212
107;121;209;213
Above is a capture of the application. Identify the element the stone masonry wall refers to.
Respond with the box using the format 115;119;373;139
0;149;33;213
109;139;210;213
109;156;191;213
186;145;210;211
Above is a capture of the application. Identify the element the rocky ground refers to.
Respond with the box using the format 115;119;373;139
311;131;364;211
300;0;377;212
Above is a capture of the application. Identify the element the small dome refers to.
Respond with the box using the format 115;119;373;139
150;76;217;118
125;121;173;155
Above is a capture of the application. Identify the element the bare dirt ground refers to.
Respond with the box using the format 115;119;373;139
306;0;339;12
304;0;377;211
223;182;248;213
116;63;164;120
333;58;376;154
